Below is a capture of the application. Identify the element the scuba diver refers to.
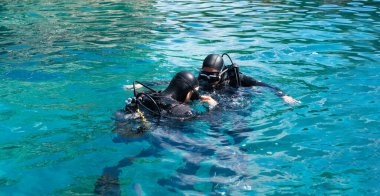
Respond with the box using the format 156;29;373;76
95;71;218;195
115;71;217;123
198;53;300;104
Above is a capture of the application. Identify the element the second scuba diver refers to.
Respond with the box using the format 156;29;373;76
95;71;218;194
198;53;300;104
116;71;217;123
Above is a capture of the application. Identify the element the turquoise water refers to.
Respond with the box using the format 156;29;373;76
1;0;379;195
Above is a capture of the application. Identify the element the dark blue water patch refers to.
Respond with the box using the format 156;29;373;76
0;50;8;56
6;44;31;51
0;26;12;38
47;56;69;64
34;133;72;143
133;44;150;50
3;69;64;82
64;48;136;65
1;61;39;68
65;49;110;62
0;176;19;189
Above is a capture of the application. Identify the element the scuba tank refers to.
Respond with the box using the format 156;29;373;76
131;81;162;118
127;80;194;120
229;63;241;88
113;81;158;135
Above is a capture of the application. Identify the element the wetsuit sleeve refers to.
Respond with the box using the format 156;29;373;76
240;74;286;97
239;73;260;87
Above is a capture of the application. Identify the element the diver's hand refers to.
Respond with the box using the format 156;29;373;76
123;84;143;90
200;95;218;109
282;95;301;105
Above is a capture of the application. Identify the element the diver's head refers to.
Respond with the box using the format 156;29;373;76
199;54;228;85
163;71;199;103
202;54;224;71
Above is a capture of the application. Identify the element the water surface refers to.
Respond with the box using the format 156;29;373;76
1;0;379;195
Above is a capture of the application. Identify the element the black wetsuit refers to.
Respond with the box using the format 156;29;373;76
121;71;200;120
139;93;194;119
202;68;286;97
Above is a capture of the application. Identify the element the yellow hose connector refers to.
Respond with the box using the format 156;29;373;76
136;108;150;130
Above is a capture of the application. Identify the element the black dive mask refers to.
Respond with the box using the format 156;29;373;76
198;69;228;84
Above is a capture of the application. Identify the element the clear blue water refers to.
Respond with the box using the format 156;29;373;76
1;0;379;195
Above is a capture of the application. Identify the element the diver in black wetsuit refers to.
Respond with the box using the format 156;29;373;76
115;71;217;122
139;71;198;118
95;72;218;195
198;54;300;104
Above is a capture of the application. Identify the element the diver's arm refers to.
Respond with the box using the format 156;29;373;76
239;74;262;87
240;74;300;104
123;81;170;90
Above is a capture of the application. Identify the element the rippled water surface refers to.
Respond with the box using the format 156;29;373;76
1;0;379;195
